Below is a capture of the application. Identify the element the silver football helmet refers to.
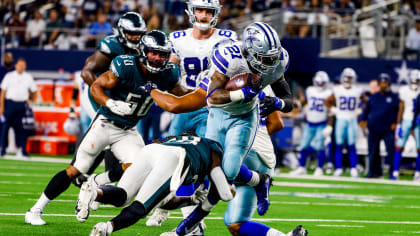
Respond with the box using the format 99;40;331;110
313;71;329;89
340;67;357;89
409;69;420;90
186;0;221;31
117;12;147;50
242;22;282;75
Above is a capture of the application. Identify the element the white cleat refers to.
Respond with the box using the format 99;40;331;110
350;168;358;178
146;208;170;226
25;208;46;225
90;222;112;236
90;201;100;211
160;231;178;236
313;167;323;176
76;180;97;222
325;162;334;175
333;168;343;177
290;167;307;176
414;171;420;181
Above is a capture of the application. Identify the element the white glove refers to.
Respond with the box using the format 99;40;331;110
329;107;338;116
322;125;333;138
190;184;208;204
105;99;132;116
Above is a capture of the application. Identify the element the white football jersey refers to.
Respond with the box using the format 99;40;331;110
305;86;332;123
74;71;96;119
208;39;289;115
169;28;237;89
333;85;362;120
252;86;276;169
399;85;419;120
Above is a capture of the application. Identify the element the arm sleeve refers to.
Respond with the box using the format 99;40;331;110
271;79;293;112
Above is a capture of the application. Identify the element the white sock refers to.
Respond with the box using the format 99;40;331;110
181;205;196;219
31;193;50;212
106;221;113;234
94;172;111;186
267;228;286;236
247;171;260;187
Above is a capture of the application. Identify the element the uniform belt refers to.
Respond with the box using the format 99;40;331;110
102;119;132;130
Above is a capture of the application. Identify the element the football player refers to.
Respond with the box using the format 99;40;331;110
77;133;234;236
147;0;238;228
324;68;362;177
392;69;420;180
291;71;332;176
74;12;147;189
25;30;190;226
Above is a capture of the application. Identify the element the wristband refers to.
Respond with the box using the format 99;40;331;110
229;90;245;102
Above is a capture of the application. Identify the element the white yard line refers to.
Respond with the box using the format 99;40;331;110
317;224;365;228
1;155;72;164
1;212;420;225
273;182;355;188
271;201;420;209
276;173;420;186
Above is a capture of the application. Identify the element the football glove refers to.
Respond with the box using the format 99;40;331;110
105;99;132;116
260;96;284;117
143;82;158;95
191;184;208;205
242;74;263;102
322;125;333;138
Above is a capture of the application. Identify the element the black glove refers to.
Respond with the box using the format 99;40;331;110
260;96;284;118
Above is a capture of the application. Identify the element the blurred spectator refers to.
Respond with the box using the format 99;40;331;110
0;53;14;81
403;19;420;60
335;0;356;17
85;13;113;48
48;0;66;21
81;0;103;23
62;0;83;27
45;9;63;48
0;58;37;158
246;0;268;13
102;0;118;24
5;12;26;47
25;11;46;47
359;74;399;178
146;6;161;31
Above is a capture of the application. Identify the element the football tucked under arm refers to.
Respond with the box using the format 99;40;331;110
224;73;263;103
224;73;262;91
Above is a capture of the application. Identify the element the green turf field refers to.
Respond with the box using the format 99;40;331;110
1;157;420;236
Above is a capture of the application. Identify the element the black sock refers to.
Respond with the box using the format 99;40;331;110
44;170;72;200
112;201;146;232
99;185;127;207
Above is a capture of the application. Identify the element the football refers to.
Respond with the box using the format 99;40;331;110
224;73;262;91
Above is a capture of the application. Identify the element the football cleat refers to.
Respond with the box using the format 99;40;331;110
325;162;334;175
90;222;112;236
90;201;100;211
290;167;307;176
25;208;46;225
313;167;323;176
176;207;209;236
75;178;97;222
255;173;272;216
185;222;205;236
287;225;308;236
146;208;170;226
333;168;343;177
350;168;358;178
414;171;420;181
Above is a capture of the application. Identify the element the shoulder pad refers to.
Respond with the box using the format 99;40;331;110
110;55;135;78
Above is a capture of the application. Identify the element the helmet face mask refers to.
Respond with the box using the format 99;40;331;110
117;12;147;50
313;71;329;90
186;0;221;31
243;22;282;75
141;31;172;73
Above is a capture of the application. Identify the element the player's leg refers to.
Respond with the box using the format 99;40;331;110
414;125;420;180
347;118;359;178
383;130;396;178
392;119;412;179
92;144;185;234
26;115;109;225
292;124;315;175
333;119;346;176
313;125;326;176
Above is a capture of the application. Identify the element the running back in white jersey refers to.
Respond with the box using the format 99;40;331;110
305;86;332;123
74;71;96;119
169;28;237;89
333;85;362;120
252;86;277;168
209;39;289;115
398;85;419;120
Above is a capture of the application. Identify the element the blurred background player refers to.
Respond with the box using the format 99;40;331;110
147;0;238;229
324;67;362;177
392;69;420;180
359;73;399;178
291;71;331;176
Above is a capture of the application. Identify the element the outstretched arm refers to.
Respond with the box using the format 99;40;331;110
81;51;112;86
150;88;207;113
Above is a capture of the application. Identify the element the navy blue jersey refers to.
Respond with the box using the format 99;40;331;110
98;55;180;128
163;135;223;185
